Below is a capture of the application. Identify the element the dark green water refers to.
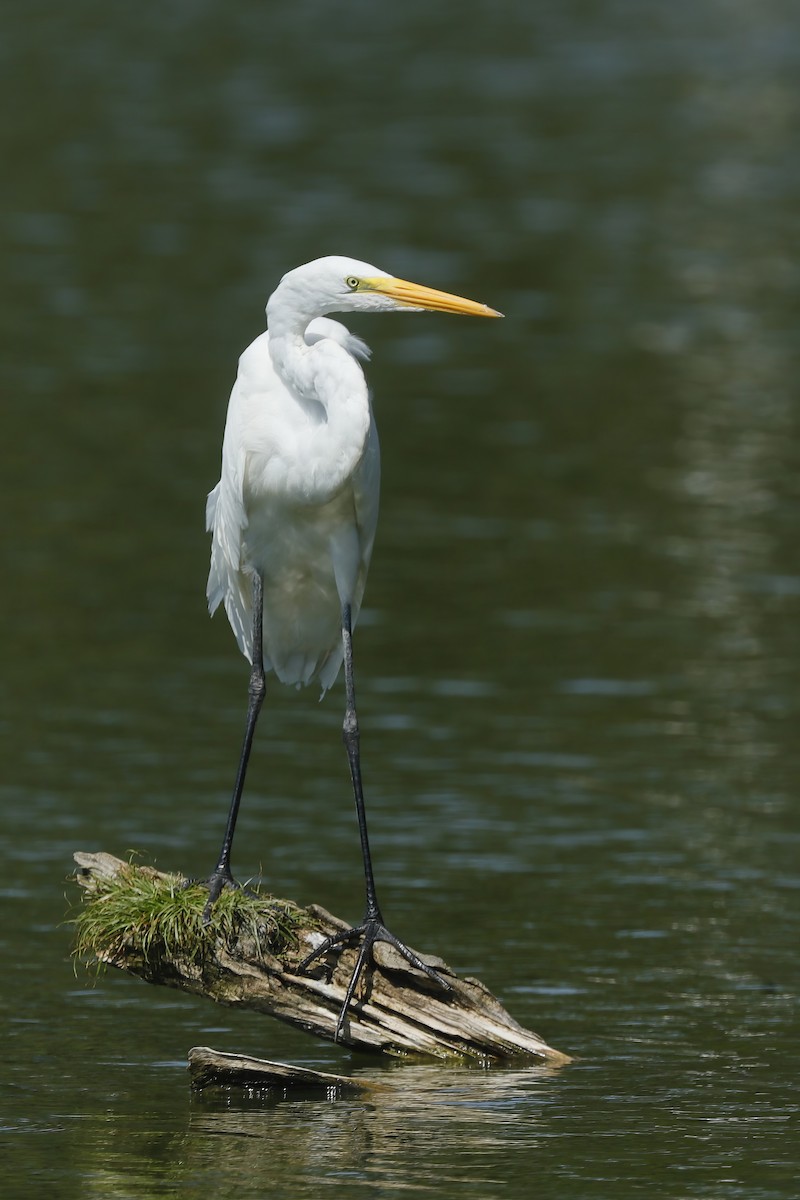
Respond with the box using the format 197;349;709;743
2;1;799;1196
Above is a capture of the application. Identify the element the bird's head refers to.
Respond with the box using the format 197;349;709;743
267;256;503;326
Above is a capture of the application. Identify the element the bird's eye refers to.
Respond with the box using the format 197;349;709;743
345;276;360;291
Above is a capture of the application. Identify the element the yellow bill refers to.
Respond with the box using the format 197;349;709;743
364;275;503;318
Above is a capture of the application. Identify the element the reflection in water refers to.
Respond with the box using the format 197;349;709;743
184;1065;560;1194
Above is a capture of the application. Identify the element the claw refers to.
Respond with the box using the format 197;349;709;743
181;869;241;924
298;918;451;1041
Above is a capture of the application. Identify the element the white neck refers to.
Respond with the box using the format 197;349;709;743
266;323;372;504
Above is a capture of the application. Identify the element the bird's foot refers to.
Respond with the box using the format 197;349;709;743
297;913;452;1042
182;867;245;925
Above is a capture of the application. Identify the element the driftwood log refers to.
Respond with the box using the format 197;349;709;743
72;851;569;1066
187;1047;378;1094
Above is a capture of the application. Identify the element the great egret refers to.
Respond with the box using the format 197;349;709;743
203;255;502;1035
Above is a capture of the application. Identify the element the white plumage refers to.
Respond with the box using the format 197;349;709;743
206;310;377;693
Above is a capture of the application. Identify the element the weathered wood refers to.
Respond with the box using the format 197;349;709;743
188;1046;376;1094
72;851;570;1065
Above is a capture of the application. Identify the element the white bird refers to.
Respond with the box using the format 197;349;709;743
202;255;502;1036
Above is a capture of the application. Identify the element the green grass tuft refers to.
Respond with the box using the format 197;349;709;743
72;862;308;970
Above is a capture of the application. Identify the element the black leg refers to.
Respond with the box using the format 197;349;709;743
340;601;382;925
201;572;266;923
298;602;450;1040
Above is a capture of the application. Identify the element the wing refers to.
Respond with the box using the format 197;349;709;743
206;355;259;663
